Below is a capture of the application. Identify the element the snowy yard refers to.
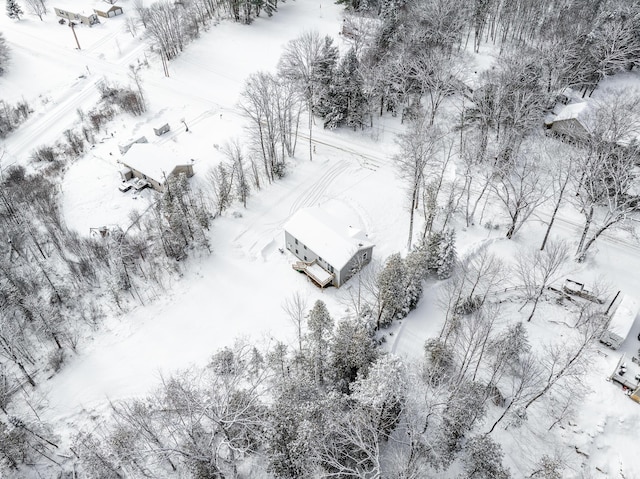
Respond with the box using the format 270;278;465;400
2;0;640;477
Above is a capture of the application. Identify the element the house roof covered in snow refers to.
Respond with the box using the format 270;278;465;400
284;207;374;270
608;295;640;337
553;101;590;123
54;2;99;16
121;143;191;185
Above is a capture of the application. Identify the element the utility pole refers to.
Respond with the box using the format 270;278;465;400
69;22;81;50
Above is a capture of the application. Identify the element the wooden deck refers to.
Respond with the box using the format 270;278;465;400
292;260;334;288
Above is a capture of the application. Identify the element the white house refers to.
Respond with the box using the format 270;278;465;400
54;7;100;25
284;207;374;288
119;143;194;192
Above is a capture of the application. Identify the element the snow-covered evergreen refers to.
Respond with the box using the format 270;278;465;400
5;0;22;19
437;229;457;279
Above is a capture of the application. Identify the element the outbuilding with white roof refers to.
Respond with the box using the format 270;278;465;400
284;207;374;288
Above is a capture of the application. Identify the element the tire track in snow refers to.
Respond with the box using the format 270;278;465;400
3;29;149;164
234;159;350;258
298;131;388;171
5;80;99;160
288;159;350;215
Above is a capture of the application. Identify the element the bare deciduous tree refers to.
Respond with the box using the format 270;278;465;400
523;307;605;413
24;0;46;20
493;145;549;239
282;291;308;356
393;118;443;250
516;240;570;322
240;72;299;182
278;30;323;161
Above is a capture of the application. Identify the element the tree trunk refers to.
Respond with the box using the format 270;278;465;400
527;287;544;322
540;198;561;251
575;206;593;261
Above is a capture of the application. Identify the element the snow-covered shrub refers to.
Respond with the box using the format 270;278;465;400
30;146;57;163
454;295;483;315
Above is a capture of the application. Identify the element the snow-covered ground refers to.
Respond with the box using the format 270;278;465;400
3;1;640;477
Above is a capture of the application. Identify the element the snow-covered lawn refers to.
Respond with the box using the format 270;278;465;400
3;1;640;477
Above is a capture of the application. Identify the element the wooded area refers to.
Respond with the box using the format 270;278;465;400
1;0;639;476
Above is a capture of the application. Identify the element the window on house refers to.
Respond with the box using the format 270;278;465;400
363;252;368;260
304;256;307;261
295;249;298;254
303;244;307;250
295;238;298;245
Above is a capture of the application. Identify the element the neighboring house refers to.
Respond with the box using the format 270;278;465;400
119;143;194;192
94;4;123;18
284;207;374;288
54;7;99;26
548;101;590;141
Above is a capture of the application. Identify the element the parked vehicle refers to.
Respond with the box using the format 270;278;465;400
118;181;132;192
132;178;150;191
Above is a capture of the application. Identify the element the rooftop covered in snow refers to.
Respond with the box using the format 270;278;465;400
120;143;193;187
284;207;374;271
553;101;590;123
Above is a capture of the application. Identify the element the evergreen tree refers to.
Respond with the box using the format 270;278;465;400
305;300;334;386
266;376;324;478
312;35;339;118
376;253;406;328
437;229;457;279
0;33;8;76
334;0;362;11
425;231;443;274
330;318;378;393
438;381;487;464
323;48;367;130
462;435;510;479
351;355;406;439
6;0;23;19
403;240;428;312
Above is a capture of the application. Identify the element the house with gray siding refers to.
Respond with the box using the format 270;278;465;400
284;207;374;288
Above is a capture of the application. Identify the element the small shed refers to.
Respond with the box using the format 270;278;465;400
120;143;194;192
94;5;123;18
284;207;374;288
153;123;171;136
119;136;148;155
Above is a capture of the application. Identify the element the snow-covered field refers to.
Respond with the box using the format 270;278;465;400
3;1;640;477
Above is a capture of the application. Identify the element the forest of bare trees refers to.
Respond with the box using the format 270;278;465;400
1;0;639;477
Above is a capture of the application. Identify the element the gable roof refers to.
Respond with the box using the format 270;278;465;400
121;143;191;186
553;101;590;123
284;207;374;271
